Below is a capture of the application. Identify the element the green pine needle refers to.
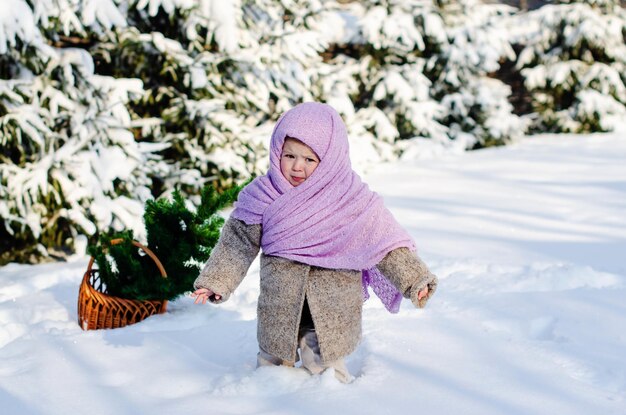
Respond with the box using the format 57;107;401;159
90;183;242;300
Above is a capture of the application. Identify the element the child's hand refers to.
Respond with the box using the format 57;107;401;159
417;286;429;301
191;288;222;304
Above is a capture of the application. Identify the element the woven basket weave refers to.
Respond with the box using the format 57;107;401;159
77;238;168;330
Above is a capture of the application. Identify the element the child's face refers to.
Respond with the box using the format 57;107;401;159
280;137;320;187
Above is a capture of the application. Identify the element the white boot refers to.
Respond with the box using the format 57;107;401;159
299;329;324;375
299;329;354;383
257;349;294;368
326;359;354;384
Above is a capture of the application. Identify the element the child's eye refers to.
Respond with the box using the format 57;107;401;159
283;154;295;159
306;158;318;163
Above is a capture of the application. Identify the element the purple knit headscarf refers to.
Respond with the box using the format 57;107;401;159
231;102;415;312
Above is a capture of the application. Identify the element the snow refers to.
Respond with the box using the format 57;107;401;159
80;0;127;32
199;0;240;54
2;132;626;414
0;0;39;54
135;0;195;17
510;2;626;133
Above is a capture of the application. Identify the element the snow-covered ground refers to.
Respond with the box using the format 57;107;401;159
1;132;625;415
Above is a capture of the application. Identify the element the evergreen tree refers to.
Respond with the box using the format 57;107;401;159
91;0;267;195
317;0;451;165
3;0;624;265
319;0;527;159
1;0;163;264
510;0;626;132
429;0;528;149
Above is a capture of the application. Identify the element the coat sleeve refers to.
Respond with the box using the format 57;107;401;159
193;217;261;303
376;247;438;309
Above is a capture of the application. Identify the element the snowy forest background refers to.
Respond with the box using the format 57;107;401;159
1;0;625;265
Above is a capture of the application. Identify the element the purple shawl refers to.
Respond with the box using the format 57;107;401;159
231;102;415;312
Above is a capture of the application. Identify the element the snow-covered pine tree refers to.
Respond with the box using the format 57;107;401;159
316;0;526;163
89;0;264;196
9;0;617;265
0;0;361;262
1;0;165;264
91;0;343;195
314;0;451;165
511;0;626;132
428;0;527;149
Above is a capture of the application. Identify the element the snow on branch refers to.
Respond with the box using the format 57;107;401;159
0;0;43;53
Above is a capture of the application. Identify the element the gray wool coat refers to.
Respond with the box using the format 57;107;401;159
193;217;438;364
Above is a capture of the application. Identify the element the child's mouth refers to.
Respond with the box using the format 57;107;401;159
292;176;305;183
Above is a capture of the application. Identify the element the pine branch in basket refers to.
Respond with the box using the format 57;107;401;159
88;183;243;301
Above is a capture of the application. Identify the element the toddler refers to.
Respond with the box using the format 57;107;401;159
192;102;438;383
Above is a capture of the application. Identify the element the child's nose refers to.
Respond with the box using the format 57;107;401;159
293;159;304;170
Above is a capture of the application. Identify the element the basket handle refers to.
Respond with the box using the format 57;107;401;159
86;238;167;279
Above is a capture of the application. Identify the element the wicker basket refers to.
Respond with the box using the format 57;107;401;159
77;238;168;330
